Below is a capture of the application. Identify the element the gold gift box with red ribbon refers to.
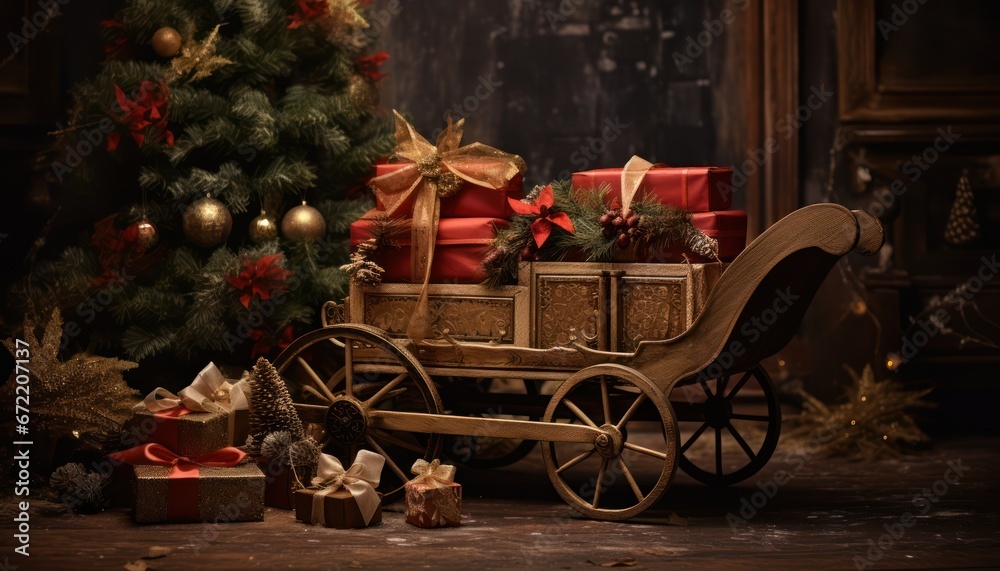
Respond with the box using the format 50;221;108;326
110;443;264;524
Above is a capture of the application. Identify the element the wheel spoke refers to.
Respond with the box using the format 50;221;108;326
617;456;644;503
718;375;730;397
616;393;647;430
302;384;333;404
556;448;595;475
680;422;710;453
600;377;612;425
563;398;599;428
727;423;757;461
370;428;426;454
725;371;753;401
363;373;408;407
325;367;346;393
592;458;608;508
624;442;667;460
731;413;771;422
714;428;723;476
365;435;407;483
344;340;354;398
297;357;337;403
699;377;713;397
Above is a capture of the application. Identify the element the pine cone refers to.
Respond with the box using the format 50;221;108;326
260;431;293;463
289;438;321;468
49;463;88;494
248;357;305;448
684;225;719;259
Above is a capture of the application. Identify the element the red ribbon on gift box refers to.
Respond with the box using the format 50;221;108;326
109;443;246;521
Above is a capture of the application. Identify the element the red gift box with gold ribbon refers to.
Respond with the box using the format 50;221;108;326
371;161;523;218
572;165;733;212
351;216;506;283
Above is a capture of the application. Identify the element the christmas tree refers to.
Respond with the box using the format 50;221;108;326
17;0;393;362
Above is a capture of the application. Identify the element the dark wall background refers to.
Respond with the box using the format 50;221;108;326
373;0;739;191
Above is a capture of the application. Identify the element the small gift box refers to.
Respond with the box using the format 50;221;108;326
109;443;264;524
258;457;313;510
572;160;733;213
295;451;384;529
404;459;462;528
371;161;523;218
125;363;250;455
350;217;506;283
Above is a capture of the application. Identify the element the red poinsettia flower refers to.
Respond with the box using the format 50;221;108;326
250;325;295;358
357;52;389;81
90;215;160;287
508;185;576;248
101;20;130;61
288;0;329;29
226;253;294;308
108;80;174;151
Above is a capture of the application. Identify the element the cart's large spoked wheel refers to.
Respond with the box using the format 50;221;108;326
675;365;781;487
542;364;678;521
273;324;443;504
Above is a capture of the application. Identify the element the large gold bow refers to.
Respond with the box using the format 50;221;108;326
133;362;249;415
408;458;456;490
310;450;384;526
369;110;526;343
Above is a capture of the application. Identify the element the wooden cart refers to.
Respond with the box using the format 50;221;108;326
273;203;884;520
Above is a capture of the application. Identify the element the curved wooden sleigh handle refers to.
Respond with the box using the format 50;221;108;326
633;203;884;391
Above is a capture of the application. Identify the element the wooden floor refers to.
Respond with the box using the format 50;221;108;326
5;433;1000;571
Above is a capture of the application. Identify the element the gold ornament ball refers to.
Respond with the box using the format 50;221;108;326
348;74;379;108
135;218;159;250
152;26;183;58
183;196;233;248
281;202;326;242
249;211;279;244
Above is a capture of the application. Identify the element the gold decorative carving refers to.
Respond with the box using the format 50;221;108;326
365;295;515;343
536;277;601;349
618;279;686;352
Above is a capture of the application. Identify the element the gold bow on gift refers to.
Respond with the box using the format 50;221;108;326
369;110;527;343
310;450;384;526
618;155;662;216
133;362;249;415
406;458;461;526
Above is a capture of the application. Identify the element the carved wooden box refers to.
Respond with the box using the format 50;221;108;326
338;262;722;351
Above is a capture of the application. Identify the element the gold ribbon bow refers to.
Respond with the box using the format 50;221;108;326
619;155;663;216
310;450;384;526
369;110;527;343
407;458;461;526
134;362;249;415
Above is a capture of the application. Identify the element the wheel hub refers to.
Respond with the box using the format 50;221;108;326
325;397;368;445
594;424;624;458
704;396;733;429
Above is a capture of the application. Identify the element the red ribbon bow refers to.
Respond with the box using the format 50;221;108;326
109;443;247;521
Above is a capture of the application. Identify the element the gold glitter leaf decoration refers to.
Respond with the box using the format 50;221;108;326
2;309;139;445
166;24;233;84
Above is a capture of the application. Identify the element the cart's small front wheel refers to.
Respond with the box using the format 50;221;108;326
542;364;678;521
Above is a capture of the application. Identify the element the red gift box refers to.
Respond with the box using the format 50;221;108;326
371;162;523;218
351;217;506;283
635;210;747;263
572;166;733;212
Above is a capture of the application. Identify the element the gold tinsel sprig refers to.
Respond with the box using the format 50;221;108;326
1;309;140;446
165;24;233;84
788;365;934;461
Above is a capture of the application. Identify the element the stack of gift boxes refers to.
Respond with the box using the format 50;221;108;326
351;113;747;286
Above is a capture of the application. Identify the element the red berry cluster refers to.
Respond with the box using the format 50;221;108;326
598;208;641;248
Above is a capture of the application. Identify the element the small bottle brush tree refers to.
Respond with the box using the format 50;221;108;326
19;0;394;363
